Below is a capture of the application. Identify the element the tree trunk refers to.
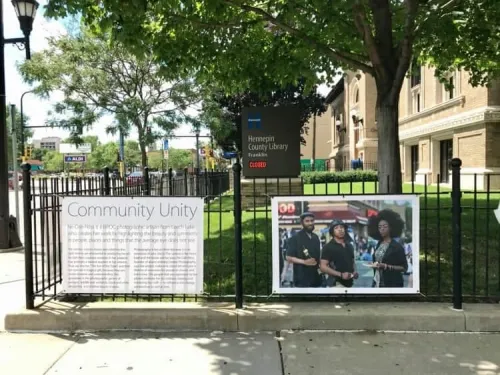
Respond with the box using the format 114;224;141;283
376;97;402;194
140;142;148;170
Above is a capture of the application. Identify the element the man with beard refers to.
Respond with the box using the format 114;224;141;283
285;212;322;288
320;220;359;288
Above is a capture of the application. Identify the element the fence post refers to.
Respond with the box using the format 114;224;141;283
103;167;111;196
168;168;174;196
22;163;34;309
184;168;188;195
451;158;462;310
233;162;243;308
195;168;200;196
144;167;150;196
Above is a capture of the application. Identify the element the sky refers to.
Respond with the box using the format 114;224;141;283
4;0;333;150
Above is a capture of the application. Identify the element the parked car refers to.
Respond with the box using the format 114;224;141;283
126;171;143;186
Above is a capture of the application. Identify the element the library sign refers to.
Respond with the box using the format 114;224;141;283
241;106;301;178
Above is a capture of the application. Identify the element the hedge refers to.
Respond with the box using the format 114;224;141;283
301;170;378;184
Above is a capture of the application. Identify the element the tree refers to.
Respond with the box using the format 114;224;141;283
124;140;142;169
43;0;500;192
87;142;119;170
42;151;64;172
201;79;326;152
168;149;194;170
31;148;48;161
19;28;201;170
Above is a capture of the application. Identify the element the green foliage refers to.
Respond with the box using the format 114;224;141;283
42;0;500;192
148;148;194;170
124;140;142;169
31;148;48;161
167;148;194;170
301;170;378;184
19;29;202;168
42;151;64;172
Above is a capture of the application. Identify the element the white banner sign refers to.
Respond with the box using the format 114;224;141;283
59;143;92;154
61;196;204;294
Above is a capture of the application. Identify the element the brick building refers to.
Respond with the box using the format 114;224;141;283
399;66;500;188
326;72;378;171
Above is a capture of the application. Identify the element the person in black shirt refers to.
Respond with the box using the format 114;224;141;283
320;220;359;288
367;209;408;288
285;212;322;288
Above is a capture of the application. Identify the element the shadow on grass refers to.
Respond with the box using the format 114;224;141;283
204;212;272;297
419;194;500;299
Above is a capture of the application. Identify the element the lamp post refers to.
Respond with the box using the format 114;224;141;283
20;89;35;156
0;0;39;250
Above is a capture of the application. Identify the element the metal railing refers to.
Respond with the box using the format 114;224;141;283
21;158;500;309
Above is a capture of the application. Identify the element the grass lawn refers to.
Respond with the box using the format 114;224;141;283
199;182;500;299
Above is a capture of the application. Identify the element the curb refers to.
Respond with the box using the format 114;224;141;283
4;302;499;333
0;246;24;254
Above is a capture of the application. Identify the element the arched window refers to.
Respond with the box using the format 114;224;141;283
353;86;360;104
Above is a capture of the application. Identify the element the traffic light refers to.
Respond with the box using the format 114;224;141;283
146;127;151;135
116;150;121;162
24;144;33;160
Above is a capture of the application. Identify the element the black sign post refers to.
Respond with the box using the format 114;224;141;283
241;106;301;178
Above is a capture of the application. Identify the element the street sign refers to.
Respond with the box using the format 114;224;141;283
163;139;169;150
241;106;301;178
60;143;92;154
64;155;87;163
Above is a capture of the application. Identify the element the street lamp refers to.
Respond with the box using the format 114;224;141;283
0;0;39;250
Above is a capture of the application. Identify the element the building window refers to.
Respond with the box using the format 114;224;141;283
352;83;360;105
411;91;421;114
410;65;421;88
409;60;422;115
442;71;458;101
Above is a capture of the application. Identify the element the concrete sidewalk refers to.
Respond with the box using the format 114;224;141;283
0;252;26;331
2;331;500;375
0;331;282;375
4;300;500;332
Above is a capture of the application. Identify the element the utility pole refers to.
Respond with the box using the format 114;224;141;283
10;105;20;223
0;0;39;249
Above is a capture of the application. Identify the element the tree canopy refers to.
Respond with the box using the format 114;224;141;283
19;28;201;169
147;148;194;170
43;0;500;192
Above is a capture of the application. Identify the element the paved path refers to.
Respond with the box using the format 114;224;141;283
0;252;25;331
280;331;500;375
0;332;282;375
1;331;500;374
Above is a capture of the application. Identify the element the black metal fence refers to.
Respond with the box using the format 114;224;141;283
21;158;500;309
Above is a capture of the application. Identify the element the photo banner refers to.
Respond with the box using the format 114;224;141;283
272;195;420;294
61;196;204;295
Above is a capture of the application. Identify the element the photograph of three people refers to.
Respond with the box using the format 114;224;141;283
272;195;420;294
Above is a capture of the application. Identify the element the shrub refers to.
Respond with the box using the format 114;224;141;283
301;170;378;184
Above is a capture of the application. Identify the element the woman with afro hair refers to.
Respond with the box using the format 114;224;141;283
367;209;408;288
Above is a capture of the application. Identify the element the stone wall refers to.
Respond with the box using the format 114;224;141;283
241;178;303;209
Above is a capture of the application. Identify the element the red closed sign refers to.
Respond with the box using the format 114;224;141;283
249;161;267;168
